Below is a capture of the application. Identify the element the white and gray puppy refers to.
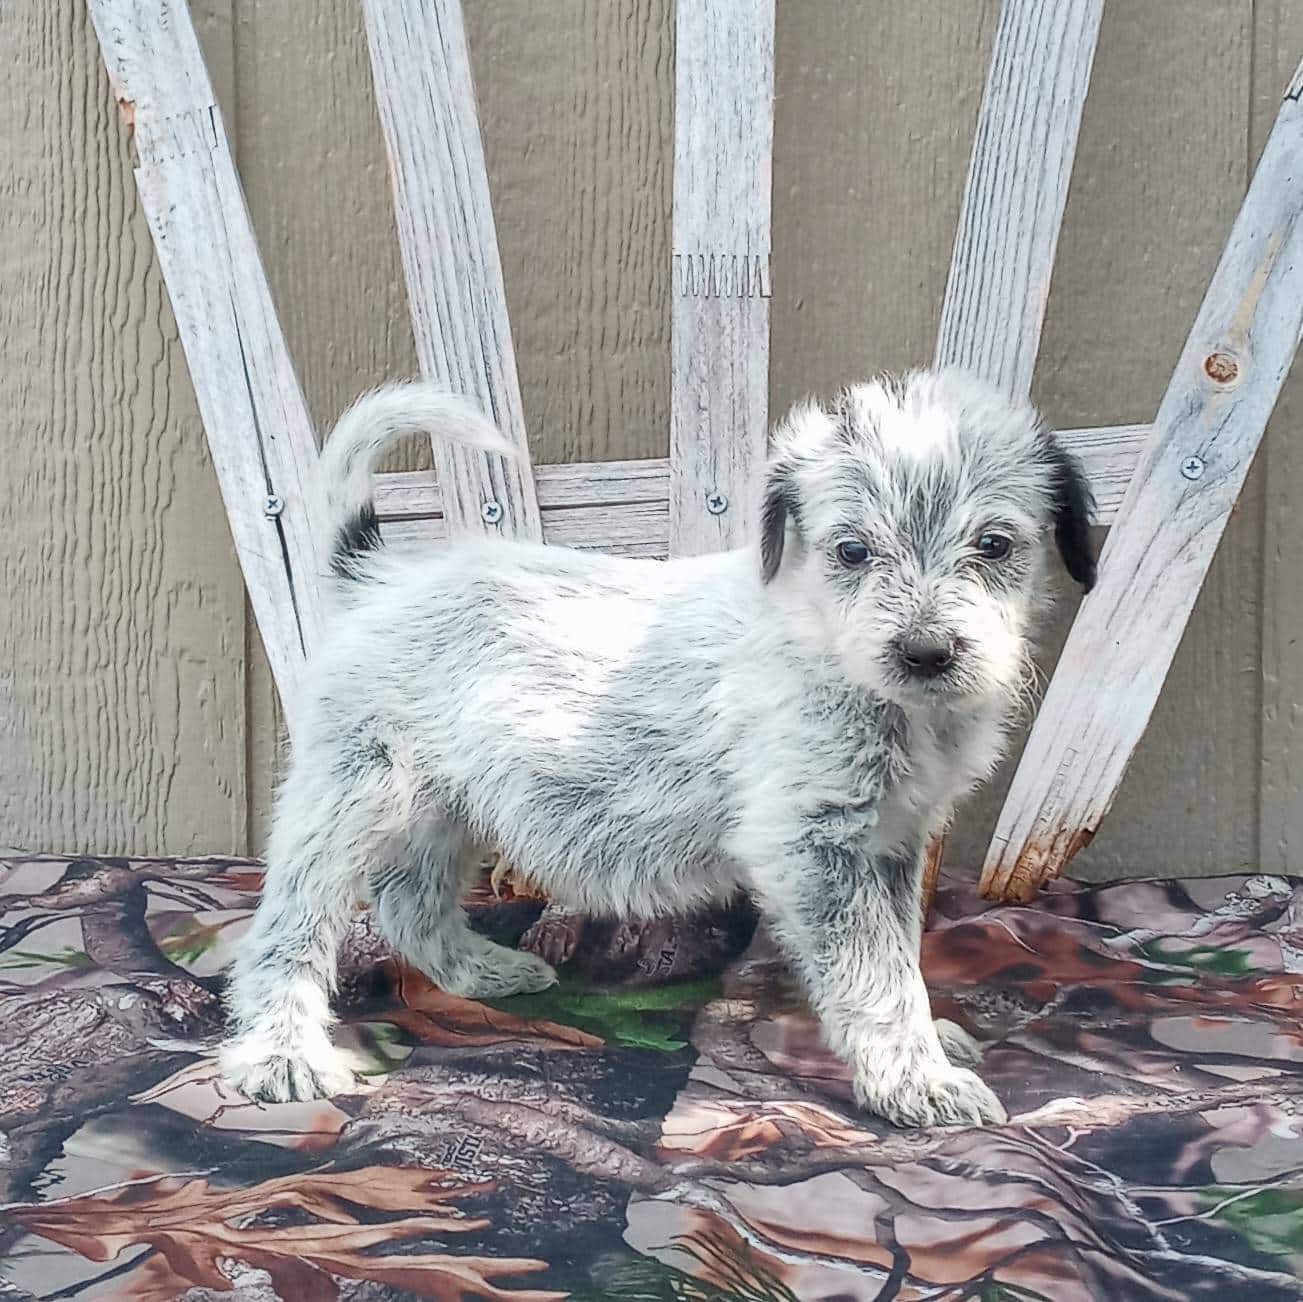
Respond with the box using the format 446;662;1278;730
220;368;1096;1127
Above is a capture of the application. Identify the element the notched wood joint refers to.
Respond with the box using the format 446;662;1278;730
673;252;772;299
135;105;222;166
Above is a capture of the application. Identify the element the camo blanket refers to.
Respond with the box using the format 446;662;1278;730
2;854;1303;1301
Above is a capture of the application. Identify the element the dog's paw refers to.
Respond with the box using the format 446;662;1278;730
520;906;586;967
934;1017;984;1068
219;1033;355;1103
488;946;559;996
859;1064;1007;1129
444;942;559;999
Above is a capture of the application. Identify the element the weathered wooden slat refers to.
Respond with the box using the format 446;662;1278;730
362;0;541;542
925;0;1103;914
981;63;1303;902
383;506;668;559
371;421;1147;564
374;458;671;521
88;0;321;730
934;0;1104;395
1059;423;1151;521
669;0;774;556
378;460;667;556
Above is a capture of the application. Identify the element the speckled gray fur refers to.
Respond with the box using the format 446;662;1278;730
220;369;1095;1127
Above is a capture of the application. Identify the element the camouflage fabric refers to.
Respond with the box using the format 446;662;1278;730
2;854;1302;1300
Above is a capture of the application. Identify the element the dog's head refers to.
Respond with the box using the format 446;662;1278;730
759;368;1095;707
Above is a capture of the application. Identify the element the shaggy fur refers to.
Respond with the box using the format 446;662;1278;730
220;369;1095;1127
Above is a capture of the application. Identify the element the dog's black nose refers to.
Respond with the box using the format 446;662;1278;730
897;636;955;679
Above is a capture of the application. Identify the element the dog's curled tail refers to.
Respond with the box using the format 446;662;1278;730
316;383;514;581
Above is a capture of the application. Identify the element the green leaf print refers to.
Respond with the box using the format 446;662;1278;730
488;976;723;1052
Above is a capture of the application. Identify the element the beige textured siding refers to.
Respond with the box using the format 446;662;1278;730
2;0;1299;878
1;2;248;855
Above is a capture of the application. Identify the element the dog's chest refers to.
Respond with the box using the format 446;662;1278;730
867;706;998;846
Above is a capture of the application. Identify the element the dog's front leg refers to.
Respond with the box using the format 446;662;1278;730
755;838;1006;1128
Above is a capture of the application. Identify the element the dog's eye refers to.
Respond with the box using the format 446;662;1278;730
976;531;1012;561
835;539;871;567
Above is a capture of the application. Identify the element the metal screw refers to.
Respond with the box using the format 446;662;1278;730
481;499;504;525
705;491;729;516
263;494;284;517
1180;455;1206;482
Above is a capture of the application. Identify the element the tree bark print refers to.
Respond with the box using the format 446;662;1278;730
2;855;1303;1300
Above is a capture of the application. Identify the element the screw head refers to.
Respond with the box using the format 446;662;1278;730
263;494;284;517
480;499;504;525
1181;455;1206;481
705;491;729;516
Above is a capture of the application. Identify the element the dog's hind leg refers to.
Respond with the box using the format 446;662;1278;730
370;813;558;999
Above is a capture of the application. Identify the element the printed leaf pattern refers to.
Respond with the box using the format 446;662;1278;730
7;1167;562;1301
2;854;1303;1299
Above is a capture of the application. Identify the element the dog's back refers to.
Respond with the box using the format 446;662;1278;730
304;526;754;918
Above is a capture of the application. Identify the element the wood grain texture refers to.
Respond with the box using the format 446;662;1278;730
232;4;416;443
935;0;1103;396
1060;424;1151;521
376;458;669;557
369;420;1146;560
463;0;673;466
89;0;323;733
374;459;670;518
958;0;1260;881
362;0;541;542
236;0;674;842
7;0;1292;874
231;0;673;469
669;0;774;556
924;0;1101;909
981;63;1303;900
1257;1;1303;876
771;3;998;411
232;0;420;842
383;509;667;559
0;0;246;854
191;4;1302;880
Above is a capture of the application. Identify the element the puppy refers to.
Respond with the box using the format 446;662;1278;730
220;368;1095;1127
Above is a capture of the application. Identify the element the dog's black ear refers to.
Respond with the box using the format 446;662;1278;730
760;461;799;583
1042;435;1097;592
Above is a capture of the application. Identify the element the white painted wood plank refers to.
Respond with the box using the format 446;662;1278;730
924;0;1101;917
88;0;321;732
374;458;671;520
383;504;668;559
981;64;1303;902
377;459;669;557
935;0;1103;396
670;0;774;556
372;422;1151;555
1059;423;1151;521
362;0;541;542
